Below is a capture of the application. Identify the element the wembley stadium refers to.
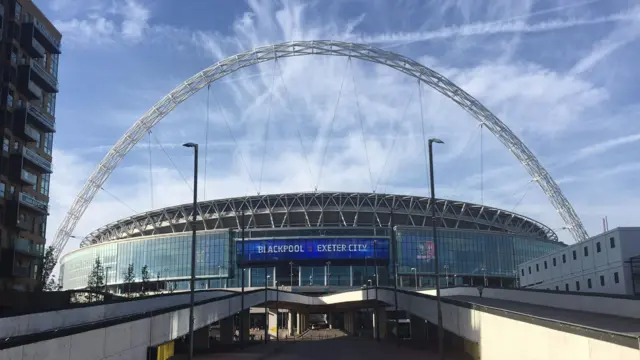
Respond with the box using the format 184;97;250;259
59;192;566;292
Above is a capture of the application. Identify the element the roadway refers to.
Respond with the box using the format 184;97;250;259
448;295;640;336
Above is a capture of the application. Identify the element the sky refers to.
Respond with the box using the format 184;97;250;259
34;0;640;256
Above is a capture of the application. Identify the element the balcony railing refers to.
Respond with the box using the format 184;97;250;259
12;266;31;278
25;124;40;141
31;59;58;91
14;238;44;257
28;81;42;99
19;192;49;213
23;147;52;173
34;18;61;50
32;39;45;57
21;169;38;185
27;104;55;131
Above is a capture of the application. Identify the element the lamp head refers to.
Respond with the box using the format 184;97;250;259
428;138;444;145
183;142;197;148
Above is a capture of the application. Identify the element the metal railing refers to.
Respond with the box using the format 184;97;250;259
32;39;46;57
19;192;49;213
27;104;55;130
23;147;52;172
14;237;44;257
28;81;42;99
34;18;61;50
24;124;40;141
31;60;58;89
21;169;38;184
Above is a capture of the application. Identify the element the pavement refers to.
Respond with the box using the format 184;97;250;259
448;295;640;336
194;335;460;360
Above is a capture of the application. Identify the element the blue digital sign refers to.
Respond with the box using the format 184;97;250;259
236;238;389;265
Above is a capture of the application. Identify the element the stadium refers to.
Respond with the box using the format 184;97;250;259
59;191;566;292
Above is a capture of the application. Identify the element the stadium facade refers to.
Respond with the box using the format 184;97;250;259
59;192;566;292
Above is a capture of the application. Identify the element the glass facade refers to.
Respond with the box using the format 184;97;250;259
60;227;565;292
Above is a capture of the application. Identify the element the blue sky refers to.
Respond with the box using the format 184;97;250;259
35;0;640;254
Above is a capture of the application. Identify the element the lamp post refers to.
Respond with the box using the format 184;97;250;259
275;280;279;342
104;266;111;294
444;265;449;288
289;261;294;287
411;268;417;290
326;261;331;287
240;209;246;348
265;274;270;344
182;142;198;360
482;267;487;286
428;137;445;360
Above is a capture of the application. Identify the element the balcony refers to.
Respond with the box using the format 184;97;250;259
28;60;58;93
15;104;55;133
20;169;38;186
20;31;46;59
13;238;44;258
19;147;53;173
12;265;31;279
18;192;48;214
12;115;41;143
21;18;61;54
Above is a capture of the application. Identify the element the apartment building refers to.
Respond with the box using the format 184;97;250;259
0;0;60;291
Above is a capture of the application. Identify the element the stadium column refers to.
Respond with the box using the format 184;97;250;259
410;315;427;349
288;310;295;336
219;316;234;344
373;308;388;340
192;326;210;351
239;310;250;343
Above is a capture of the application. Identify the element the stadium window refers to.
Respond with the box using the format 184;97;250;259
600;275;605;286
584;246;589;257
553;258;557;266
610;237;616;248
536;264;539;272
596;242;601;253
587;278;592;289
575;281;580;291
614;272;619;284
565;284;569;291
528;266;531;274
562;254;566;263
521;269;524;277
544;261;547;270
572;250;577;260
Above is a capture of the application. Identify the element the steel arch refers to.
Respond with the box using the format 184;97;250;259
51;40;588;262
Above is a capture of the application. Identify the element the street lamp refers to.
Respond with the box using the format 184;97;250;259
289;261;294;287
481;267;487;286
428;137;445;360
275;280;279;342
411;268;417;290
183;142;198;360
326;261;331;287
265;274;270;344
444;265;449;288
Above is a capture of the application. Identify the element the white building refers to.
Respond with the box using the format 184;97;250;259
518;227;640;295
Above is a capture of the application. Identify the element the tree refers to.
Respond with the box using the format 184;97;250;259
37;246;58;291
140;265;150;297
123;263;135;298
86;257;105;302
44;274;62;291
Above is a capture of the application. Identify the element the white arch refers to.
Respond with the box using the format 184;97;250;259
51;40;588;261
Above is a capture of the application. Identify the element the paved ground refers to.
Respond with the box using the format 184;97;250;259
449;295;640;336
196;336;461;360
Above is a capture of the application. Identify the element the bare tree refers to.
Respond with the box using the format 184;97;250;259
123;263;135;297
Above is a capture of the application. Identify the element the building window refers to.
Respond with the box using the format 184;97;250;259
584;246;589;257
587;278;592;289
528;266;531;274
11;52;17;65
15;2;22;21
0;183;5;198
562;254;566;263
521;269;524;277
553;258;556;266
600;275;605;286
614;272;619;284
39;221;46;238
43;133;53;155
610;237;615;248
7;93;13;108
544;261;547;269
596;242;601;253
40;174;50;196
536;264;539;272
565;284;569;291
3;137;9;152
572;250;577;260
49;54;59;79
575;281;580;291
46;93;57;116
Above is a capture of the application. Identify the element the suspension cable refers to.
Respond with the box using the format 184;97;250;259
480;123;484;205
349;58;374;191
211;90;260;194
203;84;211;200
100;186;137;214
258;59;278;195
512;180;535;213
150;131;193;193
148;131;154;209
274;58;314;190
374;83;417;193
418;80;430;195
315;57;350;192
